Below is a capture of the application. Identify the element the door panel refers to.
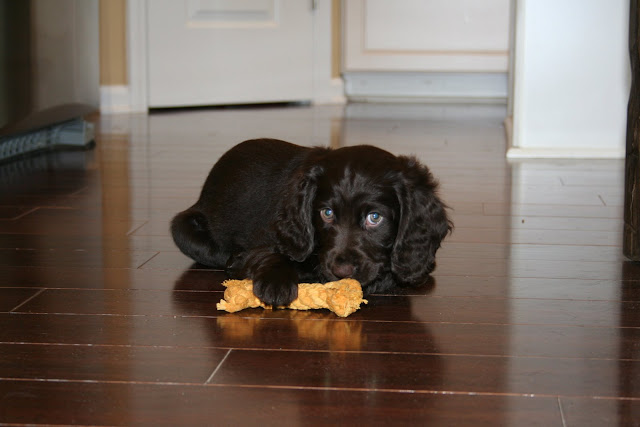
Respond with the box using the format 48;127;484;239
186;0;277;27
147;0;314;107
344;0;510;72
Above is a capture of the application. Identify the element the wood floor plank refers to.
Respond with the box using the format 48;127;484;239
559;397;640;427
426;276;640;301
0;380;563;426
13;289;224;317
5;343;635;401
0;248;158;269
0;177;88;198
1;313;637;360
0;233;178;251
0;206;36;220
444;189;607;206
450;214;623;232
3;265;637;303
11;288;640;328
0;288;41;312
482;203;622;219
0;210;149;237
138;250;210;270
436;258;639;281
0;266;227;291
560;172;623;187
211;349;640;398
449;227;622;246
0;343;226;383
439;242;626;262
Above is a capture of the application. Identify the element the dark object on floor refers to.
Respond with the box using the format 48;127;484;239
0;118;95;164
171;138;451;306
624;0;640;261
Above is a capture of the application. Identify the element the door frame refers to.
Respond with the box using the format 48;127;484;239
125;0;344;112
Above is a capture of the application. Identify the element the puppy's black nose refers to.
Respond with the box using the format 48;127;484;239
332;263;355;278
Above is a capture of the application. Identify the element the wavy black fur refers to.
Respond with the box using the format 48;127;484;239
171;138;452;307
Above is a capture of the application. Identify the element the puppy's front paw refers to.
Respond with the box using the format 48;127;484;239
253;269;299;307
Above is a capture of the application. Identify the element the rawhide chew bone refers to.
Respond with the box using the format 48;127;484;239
216;278;367;317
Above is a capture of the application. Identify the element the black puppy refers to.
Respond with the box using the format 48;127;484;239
171;138;451;306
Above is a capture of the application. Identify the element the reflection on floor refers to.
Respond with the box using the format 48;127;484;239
0;104;638;426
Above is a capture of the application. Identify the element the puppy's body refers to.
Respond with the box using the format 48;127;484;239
172;140;309;267
171;139;450;306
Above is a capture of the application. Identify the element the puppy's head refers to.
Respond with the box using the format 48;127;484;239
312;146;400;286
274;145;451;290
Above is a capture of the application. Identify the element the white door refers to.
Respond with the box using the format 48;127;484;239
147;0;315;108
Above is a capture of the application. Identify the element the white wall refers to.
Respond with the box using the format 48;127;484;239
509;0;630;158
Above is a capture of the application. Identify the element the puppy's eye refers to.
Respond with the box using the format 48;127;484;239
320;208;334;223
365;212;383;227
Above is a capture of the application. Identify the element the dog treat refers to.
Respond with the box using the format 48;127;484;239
216;278;367;317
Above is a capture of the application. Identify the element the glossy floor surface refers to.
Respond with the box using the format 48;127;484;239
0;104;638;426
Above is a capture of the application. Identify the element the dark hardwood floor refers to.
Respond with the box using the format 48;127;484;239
0;104;638;426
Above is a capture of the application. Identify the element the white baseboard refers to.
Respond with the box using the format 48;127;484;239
506;147;625;159
102;80;346;111
313;78;347;105
505;116;624;159
100;85;135;114
343;72;508;103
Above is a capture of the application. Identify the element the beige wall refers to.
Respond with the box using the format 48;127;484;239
99;0;127;85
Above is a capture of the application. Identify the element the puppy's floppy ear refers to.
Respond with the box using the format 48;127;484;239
273;164;324;262
392;156;452;284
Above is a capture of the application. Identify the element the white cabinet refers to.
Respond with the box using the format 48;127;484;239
508;0;629;158
344;0;510;72
342;0;511;102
